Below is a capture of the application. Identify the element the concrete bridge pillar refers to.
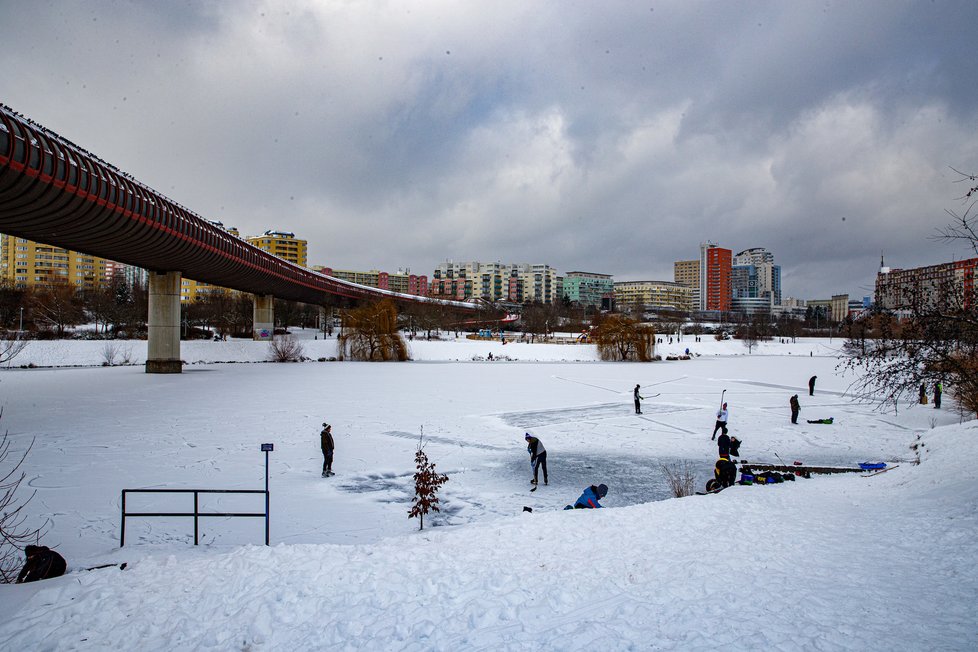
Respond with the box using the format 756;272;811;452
253;294;274;340
146;271;183;373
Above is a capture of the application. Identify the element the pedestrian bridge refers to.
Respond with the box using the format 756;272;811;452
0;104;476;372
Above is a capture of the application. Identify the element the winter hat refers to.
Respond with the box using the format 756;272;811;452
722;403;728;409
525;432;532;440
596;483;608;498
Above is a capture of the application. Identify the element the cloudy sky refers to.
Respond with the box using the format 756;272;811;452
3;0;976;299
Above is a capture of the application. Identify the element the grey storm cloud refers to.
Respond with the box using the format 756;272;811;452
2;0;977;300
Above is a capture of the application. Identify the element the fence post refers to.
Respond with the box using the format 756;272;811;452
120;490;126;547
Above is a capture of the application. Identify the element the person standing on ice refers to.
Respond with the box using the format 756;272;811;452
525;432;548;486
711;403;729;440
790;394;800;424
634;384;644;414
320;423;335;477
716;430;731;459
809;375;817;396
934;381;942;409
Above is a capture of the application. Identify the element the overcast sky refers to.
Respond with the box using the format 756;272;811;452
3;0;977;299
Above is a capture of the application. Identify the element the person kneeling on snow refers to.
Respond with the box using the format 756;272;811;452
714;456;737;488
17;545;67;583
566;484;608;509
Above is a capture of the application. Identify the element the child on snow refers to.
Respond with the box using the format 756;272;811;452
565;484;609;509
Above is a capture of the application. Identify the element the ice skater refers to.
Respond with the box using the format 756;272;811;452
809;375;817;396
634;384;644;414
790;394;800;424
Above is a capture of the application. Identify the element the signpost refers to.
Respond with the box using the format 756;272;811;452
261;443;274;545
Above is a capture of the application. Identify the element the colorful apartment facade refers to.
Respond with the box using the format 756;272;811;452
313;267;428;296
1;234;110;290
430;261;559;304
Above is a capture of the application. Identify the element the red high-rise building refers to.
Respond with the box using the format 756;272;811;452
704;246;732;312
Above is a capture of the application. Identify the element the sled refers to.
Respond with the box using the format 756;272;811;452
858;461;886;471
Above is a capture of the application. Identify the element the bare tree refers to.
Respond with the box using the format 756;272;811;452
843;174;978;416
31;282;84;336
591;313;656;361
338;300;408;361
736;313;773;354
0;412;48;583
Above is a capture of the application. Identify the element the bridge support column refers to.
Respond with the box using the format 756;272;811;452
253;294;274;340
146;271;183;374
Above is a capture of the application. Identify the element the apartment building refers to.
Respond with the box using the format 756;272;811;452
430;261;558;304
673;259;700;310
614;280;693;312
700;242;732;312
246;230;307;267
1;234;110;290
875;257;978;311
732;247;781;306
313;267;428;296
562;271;614;309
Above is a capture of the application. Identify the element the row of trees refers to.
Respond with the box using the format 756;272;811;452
0;278;145;338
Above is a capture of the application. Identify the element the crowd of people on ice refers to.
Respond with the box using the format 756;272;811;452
303;373;948;517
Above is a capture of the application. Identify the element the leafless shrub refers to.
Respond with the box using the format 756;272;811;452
100;341;132;366
659;460;697;498
0;338;28;367
0;411;49;583
267;335;305;362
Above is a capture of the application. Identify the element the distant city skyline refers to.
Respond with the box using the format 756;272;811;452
2;1;975;300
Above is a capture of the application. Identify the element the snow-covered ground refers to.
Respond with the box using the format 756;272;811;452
0;335;974;650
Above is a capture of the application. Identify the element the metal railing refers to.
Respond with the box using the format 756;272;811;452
120;488;269;547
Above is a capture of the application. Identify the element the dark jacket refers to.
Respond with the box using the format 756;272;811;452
17;545;67;583
717;432;731;458
320;428;334;453
790;395;800;411
526;437;545;464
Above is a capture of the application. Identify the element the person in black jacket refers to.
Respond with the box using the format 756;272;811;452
525;432;548;485
790;394;800;424
320;423;335;477
808;375;817;396
16;545;67;583
717;431;731;459
633;384;644;414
